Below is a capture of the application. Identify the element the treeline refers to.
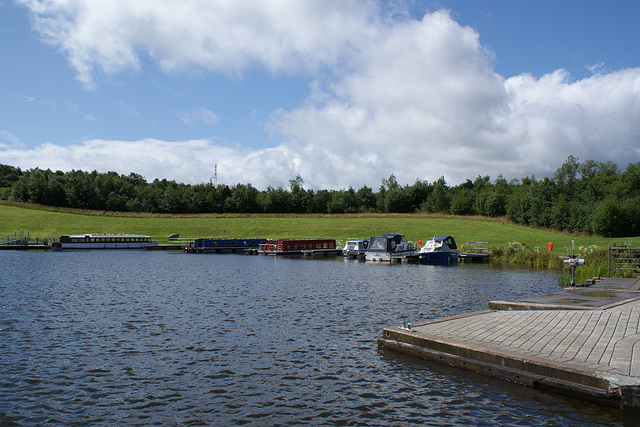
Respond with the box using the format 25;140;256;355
1;156;640;237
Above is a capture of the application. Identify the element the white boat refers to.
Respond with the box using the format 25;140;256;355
365;234;415;262
52;233;159;250
418;235;458;264
342;239;368;258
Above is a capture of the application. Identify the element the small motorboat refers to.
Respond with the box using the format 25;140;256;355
342;239;368;258
418;235;458;264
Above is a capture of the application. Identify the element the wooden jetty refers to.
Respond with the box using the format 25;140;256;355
379;277;640;409
457;252;490;263
302;248;343;258
0;243;51;251
145;244;186;251
390;254;420;264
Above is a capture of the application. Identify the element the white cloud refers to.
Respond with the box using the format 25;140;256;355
0;138;298;189
0;130;23;149
178;108;219;125
18;0;378;89
9;2;640;189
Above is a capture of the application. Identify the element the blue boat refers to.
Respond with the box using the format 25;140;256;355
189;238;266;253
418;235;458;264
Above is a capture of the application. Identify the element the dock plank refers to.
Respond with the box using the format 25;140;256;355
379;277;640;408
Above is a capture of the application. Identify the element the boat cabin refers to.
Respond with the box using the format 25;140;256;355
259;238;337;254
366;234;408;253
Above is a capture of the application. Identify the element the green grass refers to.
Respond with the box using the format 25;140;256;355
2;201;640;255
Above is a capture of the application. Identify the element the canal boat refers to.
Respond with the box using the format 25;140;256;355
258;238;339;255
365;234;416;262
188;238;266;254
418;235;458;264
342;239;368;258
52;233;159;250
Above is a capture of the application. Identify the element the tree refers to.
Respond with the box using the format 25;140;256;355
0;164;22;188
424;176;450;213
328;188;358;213
450;188;475;215
355;186;376;212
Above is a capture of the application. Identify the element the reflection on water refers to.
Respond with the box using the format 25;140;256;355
0;251;630;425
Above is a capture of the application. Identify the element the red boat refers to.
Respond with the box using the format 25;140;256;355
258;238;338;255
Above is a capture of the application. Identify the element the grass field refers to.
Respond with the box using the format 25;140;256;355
3;201;639;256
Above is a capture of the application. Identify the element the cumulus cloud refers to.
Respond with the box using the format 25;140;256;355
8;2;640;189
18;0;377;89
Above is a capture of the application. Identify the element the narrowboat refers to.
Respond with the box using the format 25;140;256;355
418;235;458;264
342;239;368;258
365;234;415;262
52;233;158;250
258;238;338;255
188;238;266;254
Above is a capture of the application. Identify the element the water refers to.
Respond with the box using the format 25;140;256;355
0;251;632;425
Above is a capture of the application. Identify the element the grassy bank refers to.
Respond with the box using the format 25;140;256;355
2;201;639;281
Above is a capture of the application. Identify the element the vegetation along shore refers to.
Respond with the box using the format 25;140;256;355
2;156;640;238
3;155;639;284
2;201;639;283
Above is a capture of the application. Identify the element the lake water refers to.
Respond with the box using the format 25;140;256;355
0;251;632;425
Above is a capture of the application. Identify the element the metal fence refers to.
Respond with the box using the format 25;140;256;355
0;232;29;246
607;246;640;277
463;241;492;254
0;232;57;247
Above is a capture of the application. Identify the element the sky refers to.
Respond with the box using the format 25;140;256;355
1;0;639;190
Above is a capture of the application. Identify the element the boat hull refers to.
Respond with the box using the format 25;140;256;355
365;250;415;262
55;242;158;250
419;251;458;264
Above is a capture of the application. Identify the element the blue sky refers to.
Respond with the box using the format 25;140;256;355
1;0;639;190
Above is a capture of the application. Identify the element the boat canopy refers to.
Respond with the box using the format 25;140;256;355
367;234;405;252
432;235;457;249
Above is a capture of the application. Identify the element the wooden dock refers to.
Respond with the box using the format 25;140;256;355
390;254;420;264
301;249;343;257
145;244;186;251
379;277;640;409
0;243;51;251
457;252;490;263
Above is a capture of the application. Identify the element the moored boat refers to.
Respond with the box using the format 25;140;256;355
188;238;267;253
52;233;158;250
342;239;368;258
365;234;415;262
258;238;339;255
418;235;458;264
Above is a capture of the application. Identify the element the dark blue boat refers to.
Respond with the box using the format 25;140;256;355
418;235;458;264
189;238;266;253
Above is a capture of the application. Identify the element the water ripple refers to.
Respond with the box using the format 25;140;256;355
0;251;629;425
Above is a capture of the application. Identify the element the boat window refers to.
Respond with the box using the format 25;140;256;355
368;237;387;251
